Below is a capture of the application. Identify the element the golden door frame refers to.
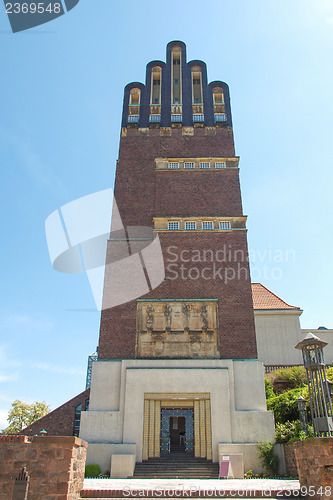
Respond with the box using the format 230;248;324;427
142;393;212;460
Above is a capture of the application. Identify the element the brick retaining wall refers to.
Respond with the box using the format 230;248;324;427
0;435;87;500
294;437;333;499
284;442;298;478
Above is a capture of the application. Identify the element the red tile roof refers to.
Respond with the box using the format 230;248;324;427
251;283;300;310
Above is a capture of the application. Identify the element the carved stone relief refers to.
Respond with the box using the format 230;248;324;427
136;300;219;359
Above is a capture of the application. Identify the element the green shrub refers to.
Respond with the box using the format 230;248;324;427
265;378;275;400
269;366;306;393
257;442;279;476
267;387;308;424
85;464;101;478
275;421;314;443
275;420;300;443
326;367;333;381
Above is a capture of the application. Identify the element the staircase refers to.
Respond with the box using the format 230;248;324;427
133;447;219;479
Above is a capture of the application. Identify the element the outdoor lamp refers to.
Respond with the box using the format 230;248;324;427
295;332;333;436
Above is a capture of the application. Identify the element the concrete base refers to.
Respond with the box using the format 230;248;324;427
218;444;266;474
111;454;136;478
80;359;275;473
86;444;136;474
218;452;244;479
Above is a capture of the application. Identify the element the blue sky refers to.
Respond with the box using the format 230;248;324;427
1;0;333;429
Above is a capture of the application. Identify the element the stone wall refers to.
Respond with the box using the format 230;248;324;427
0;435;87;500
294;437;333;499
283;442;298;478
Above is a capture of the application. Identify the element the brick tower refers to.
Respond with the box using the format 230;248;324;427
80;41;274;476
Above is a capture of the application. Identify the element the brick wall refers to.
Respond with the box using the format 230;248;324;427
19;389;90;437
98;126;257;360
283;442;298;478
294;437;333;498
0;435;87;500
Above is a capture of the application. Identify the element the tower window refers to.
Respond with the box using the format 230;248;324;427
184;162;195;169
194;114;204;122
149;115;161;123
168;162;179;169
168;222;179;230
172;50;182;105
215;162;226;169
219;221;231;230
202;221;214;230
192;68;203;104
128;115;139;123
199;162;210;169
185;221;196;230
171;114;182;122
213;87;224;104
129;88;141;106
151;67;162;105
215;114;227;122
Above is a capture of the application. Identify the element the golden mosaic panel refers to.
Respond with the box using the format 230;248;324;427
142;399;150;460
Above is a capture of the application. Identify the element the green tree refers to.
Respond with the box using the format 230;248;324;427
1;400;50;434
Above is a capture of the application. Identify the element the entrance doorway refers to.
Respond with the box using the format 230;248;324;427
169;416;186;451
161;409;194;453
142;393;212;460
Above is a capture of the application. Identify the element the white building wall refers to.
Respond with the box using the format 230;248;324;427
254;310;303;366
80;358;275;471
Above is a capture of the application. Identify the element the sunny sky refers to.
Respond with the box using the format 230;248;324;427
1;0;333;430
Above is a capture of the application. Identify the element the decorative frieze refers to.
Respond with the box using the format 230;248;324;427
136;300;219;359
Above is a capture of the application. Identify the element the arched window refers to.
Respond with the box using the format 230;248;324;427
128;88;141;123
151;67;162;105
171;47;182;104
129;88;141;106
213;87;224;104
191;66;203;104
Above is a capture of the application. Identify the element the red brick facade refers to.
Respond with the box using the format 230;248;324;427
18;389;90;437
98;43;257;362
98;125;257;360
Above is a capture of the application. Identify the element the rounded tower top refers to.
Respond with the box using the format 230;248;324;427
121;41;232;129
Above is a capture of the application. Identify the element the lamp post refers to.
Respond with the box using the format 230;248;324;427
295;332;333;437
296;396;308;435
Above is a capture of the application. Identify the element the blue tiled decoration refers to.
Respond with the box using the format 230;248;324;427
161;409;194;453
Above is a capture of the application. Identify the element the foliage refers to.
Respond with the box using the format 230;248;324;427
267;366;306;393
244;470;269;479
266;387;309;424
257;442;279;476
1;400;50;434
275;420;299;443
85;464;101;478
265;378;275;400
275;420;315;444
326;366;333;381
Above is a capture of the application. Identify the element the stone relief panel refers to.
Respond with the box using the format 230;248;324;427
136;300;219;359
